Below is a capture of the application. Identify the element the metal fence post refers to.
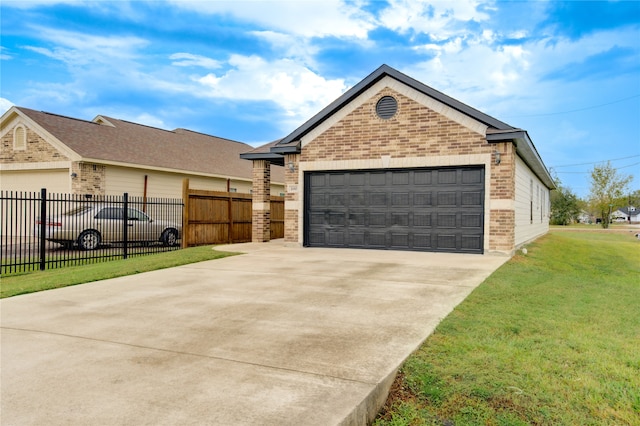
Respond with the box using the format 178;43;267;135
123;192;128;260
39;188;47;271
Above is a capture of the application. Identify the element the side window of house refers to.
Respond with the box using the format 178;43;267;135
13;125;26;150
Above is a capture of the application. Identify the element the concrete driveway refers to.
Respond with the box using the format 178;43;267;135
1;241;509;426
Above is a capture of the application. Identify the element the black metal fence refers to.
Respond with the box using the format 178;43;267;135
1;189;183;275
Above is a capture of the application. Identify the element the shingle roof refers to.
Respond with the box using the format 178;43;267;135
15;107;283;182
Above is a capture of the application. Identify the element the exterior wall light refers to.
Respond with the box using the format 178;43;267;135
494;150;501;165
288;161;296;172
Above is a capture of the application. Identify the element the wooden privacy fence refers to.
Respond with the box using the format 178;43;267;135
182;180;284;247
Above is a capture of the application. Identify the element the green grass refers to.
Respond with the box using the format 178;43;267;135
1;245;239;298
376;231;640;426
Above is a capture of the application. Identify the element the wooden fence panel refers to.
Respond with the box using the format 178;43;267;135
270;196;284;240
183;181;283;246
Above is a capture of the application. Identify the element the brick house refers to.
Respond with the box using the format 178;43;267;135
242;65;555;254
1;106;284;198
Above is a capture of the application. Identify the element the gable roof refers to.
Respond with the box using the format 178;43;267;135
274;64;513;151
3;107;283;183
246;64;553;189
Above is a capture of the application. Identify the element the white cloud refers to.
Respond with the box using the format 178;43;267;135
167;0;376;39
379;0;490;38
170;53;222;69
132;113;167;129
197;55;346;126
24;26;147;67
0;98;15;115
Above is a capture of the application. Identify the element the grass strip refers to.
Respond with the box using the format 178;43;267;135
1;245;239;298
375;231;640;426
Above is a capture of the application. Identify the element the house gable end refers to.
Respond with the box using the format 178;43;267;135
301;84;489;162
301;76;488;151
1;107;79;164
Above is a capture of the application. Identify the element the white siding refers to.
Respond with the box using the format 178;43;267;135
104;166;282;198
0;169;70;193
514;156;550;246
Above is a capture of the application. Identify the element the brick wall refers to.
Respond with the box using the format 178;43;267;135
71;162;106;196
1;125;69;163
301;89;490;162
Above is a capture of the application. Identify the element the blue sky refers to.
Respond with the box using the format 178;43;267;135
1;0;638;197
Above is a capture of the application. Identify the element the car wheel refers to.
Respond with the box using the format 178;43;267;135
78;230;101;250
161;229;178;247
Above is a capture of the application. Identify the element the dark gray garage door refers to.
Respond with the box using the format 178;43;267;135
304;166;484;253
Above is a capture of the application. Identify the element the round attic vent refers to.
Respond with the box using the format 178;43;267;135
375;96;398;120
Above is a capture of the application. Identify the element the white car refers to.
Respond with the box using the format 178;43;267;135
36;205;181;250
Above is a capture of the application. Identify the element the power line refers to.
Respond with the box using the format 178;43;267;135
504;94;640;118
551;154;640;168
554;161;640;174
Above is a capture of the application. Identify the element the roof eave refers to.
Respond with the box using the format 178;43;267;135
239;152;285;166
487;131;556;190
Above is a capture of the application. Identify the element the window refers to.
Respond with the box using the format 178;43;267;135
95;207;123;220
13;125;26;150
127;209;149;222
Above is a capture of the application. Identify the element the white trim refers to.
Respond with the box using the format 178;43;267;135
0;161;72;171
252;202;270;211
300;76;488;147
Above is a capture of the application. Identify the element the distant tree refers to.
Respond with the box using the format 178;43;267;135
550;183;580;225
589;162;633;228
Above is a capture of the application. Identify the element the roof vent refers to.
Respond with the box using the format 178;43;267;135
376;96;398;120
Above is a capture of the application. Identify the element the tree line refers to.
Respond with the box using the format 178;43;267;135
551;162;636;229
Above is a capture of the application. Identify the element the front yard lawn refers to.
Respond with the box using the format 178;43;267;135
0;245;238;298
376;231;640;425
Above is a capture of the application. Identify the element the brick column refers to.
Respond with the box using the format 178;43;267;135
284;154;300;243
489;142;516;253
252;160;271;242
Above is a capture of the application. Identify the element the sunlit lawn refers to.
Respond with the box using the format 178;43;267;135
376;230;640;425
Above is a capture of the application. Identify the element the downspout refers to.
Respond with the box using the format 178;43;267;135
143;175;148;212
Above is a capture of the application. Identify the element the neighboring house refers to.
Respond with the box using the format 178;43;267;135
612;206;639;223
0;106;284;198
576;210;593;224
242;64;555;255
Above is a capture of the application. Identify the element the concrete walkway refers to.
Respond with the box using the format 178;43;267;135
1;241;509;425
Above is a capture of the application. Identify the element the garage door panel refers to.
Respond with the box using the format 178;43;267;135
462;235;482;251
437;169;457;184
304;166;484;253
462;214;482;228
462;191;482;206
437;234;457;249
414;193;432;206
367;232;386;248
437;192;457;206
462;168;483;184
369;213;387;227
